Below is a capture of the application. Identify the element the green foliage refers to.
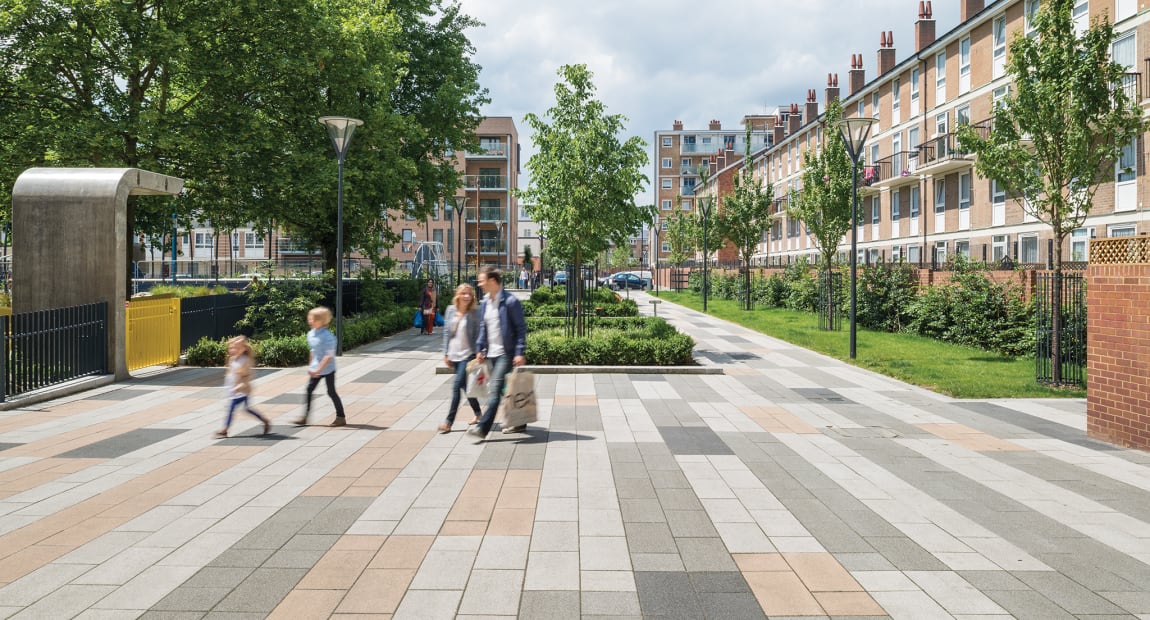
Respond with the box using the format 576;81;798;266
144;285;228;298
342;307;413;350
185;337;229;367
237;276;330;339
906;260;1035;357
0;0;487;270
526;318;694;366
664;206;694;267
255;336;311;367
856;263;918;332
519;64;653;273
718;126;775;309
789;99;855;273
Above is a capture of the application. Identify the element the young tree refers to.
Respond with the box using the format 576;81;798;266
665;203;694;268
718;127;775;310
956;0;1145;384
519;64;651;334
522;245;534;271
788;99;855;275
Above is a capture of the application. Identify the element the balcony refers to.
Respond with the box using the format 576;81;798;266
464;174;509;191
466;240;506;255
867;151;923;190
464;207;507;223
470;142;508;158
680;186;696;197
680;165;699;176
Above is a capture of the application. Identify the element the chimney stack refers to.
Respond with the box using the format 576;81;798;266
709;119;722;130
960;0;985;22
825;73;841;108
916;1;936;52
773;115;785;145
804;90;819;126
877;31;897;77
849;53;866;96
788;104;801;134
672;120;683;131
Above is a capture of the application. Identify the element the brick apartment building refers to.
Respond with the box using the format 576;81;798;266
675;0;1146;269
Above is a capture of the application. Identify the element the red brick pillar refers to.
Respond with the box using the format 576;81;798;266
1087;238;1150;450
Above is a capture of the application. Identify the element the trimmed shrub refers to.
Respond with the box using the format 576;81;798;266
342;307;412;350
254;335;310;367
856;263;917;332
525;317;694;366
185;336;228;366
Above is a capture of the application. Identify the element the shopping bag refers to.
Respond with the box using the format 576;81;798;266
413;310;423;328
498;369;537;428
434;311;445;327
465;359;492;400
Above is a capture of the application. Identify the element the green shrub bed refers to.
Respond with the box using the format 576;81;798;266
525;317;695;366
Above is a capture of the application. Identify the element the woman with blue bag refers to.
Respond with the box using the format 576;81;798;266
419;278;437;335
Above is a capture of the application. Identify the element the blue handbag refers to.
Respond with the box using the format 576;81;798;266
413;310;423;328
434;311;444;327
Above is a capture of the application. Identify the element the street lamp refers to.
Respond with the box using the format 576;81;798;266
318;115;363;356
699;195;714;313
837;116;877;360
496;220;505;268
450;196;466;286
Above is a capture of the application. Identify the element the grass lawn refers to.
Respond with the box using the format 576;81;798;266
655;291;1085;400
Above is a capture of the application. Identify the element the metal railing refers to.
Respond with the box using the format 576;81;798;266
1118;71;1142;101
126;297;181;371
464;174;509;189
1;302;108;402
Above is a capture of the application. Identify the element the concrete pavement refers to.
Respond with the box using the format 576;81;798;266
0;291;1145;619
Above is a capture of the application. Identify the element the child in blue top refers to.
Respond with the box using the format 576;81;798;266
293;306;346;427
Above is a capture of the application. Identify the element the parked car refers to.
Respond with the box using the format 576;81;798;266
608;272;646;290
554;270;567;285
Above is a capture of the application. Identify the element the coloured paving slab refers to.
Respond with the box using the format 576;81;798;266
0;291;1147;619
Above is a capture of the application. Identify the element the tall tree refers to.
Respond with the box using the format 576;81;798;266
788;99;855;274
665;202;693;268
519;64;651;334
0;0;486;276
718;126;774;310
956;0;1144;384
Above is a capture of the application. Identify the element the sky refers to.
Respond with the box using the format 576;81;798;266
455;0;962;206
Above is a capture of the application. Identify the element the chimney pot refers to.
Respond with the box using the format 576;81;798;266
849;52;866;95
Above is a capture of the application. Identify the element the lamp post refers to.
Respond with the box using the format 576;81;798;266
318;116;363;356
836;116;877;360
496;220;505;269
450;196;466;286
699;195;714;313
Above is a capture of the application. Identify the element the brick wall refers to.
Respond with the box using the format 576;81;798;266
1087;263;1150;450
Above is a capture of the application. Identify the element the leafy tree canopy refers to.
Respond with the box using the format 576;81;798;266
788;99;855;273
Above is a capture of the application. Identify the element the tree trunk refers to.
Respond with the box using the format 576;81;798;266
1051;233;1064;386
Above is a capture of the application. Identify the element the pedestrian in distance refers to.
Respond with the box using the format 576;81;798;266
215;336;270;438
420;278;438;335
467;266;528;442
439;283;483;433
293;306;346;427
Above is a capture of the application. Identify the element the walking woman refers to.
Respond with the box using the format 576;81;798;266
440;283;483;433
420;278;438;335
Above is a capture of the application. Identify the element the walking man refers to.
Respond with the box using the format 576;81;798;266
468;266;528;442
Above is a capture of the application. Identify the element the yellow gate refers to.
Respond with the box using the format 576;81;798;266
126;297;180;370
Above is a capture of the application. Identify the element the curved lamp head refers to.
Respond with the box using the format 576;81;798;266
836;117;877;162
318;116;364;160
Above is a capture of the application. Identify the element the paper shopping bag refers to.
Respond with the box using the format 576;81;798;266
465;359;492;400
498;369;537;428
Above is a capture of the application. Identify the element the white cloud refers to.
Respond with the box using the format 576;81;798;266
457;0;962;204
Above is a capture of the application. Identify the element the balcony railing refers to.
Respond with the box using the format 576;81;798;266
680;165;699;176
1119;70;1143;101
464;174;509;190
466;240;505;254
680;186;695;197
471;142;507;157
679;143;721;155
464;207;507;222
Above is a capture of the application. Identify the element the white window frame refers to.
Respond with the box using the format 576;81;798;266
661;157;672;169
682;199;692;211
891;77;901;125
871;195;881;224
935;240;948;263
934;179;946;213
909;186;920;218
662;136;672;147
1116;0;1136;22
194;231;213;251
1110;225;1137;237
661;179;672;190
1071;227;1094;261
955;240;970;258
993;234;1009;261
993;16;1007;79
871;92;880;131
910;68;920;116
1072;0;1089;35
661;242;671;252
959;36;971;93
935;51;947;103
1025;0;1041;38
661;199;672;211
1116;137;1137;184
891;189;901;221
244;232;264;250
1020;234;1039;263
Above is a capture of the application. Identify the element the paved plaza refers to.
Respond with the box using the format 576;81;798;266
0;292;1147;619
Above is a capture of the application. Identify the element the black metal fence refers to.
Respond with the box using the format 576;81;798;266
1;302;108;402
1036;273;1086;387
180;294;249;350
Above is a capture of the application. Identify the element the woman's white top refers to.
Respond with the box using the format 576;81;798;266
447;313;473;362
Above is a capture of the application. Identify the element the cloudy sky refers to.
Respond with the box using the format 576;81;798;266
456;0;962;204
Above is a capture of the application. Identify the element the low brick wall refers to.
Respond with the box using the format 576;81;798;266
1086;259;1150;450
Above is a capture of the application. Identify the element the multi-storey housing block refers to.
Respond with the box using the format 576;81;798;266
710;0;1146;270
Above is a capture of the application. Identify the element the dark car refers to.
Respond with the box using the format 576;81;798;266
609;273;646;290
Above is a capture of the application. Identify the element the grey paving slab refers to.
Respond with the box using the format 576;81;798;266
634;571;703;619
518;590;580;620
57;428;185;458
352;369;405;383
0;443;22;452
210;568;307;613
